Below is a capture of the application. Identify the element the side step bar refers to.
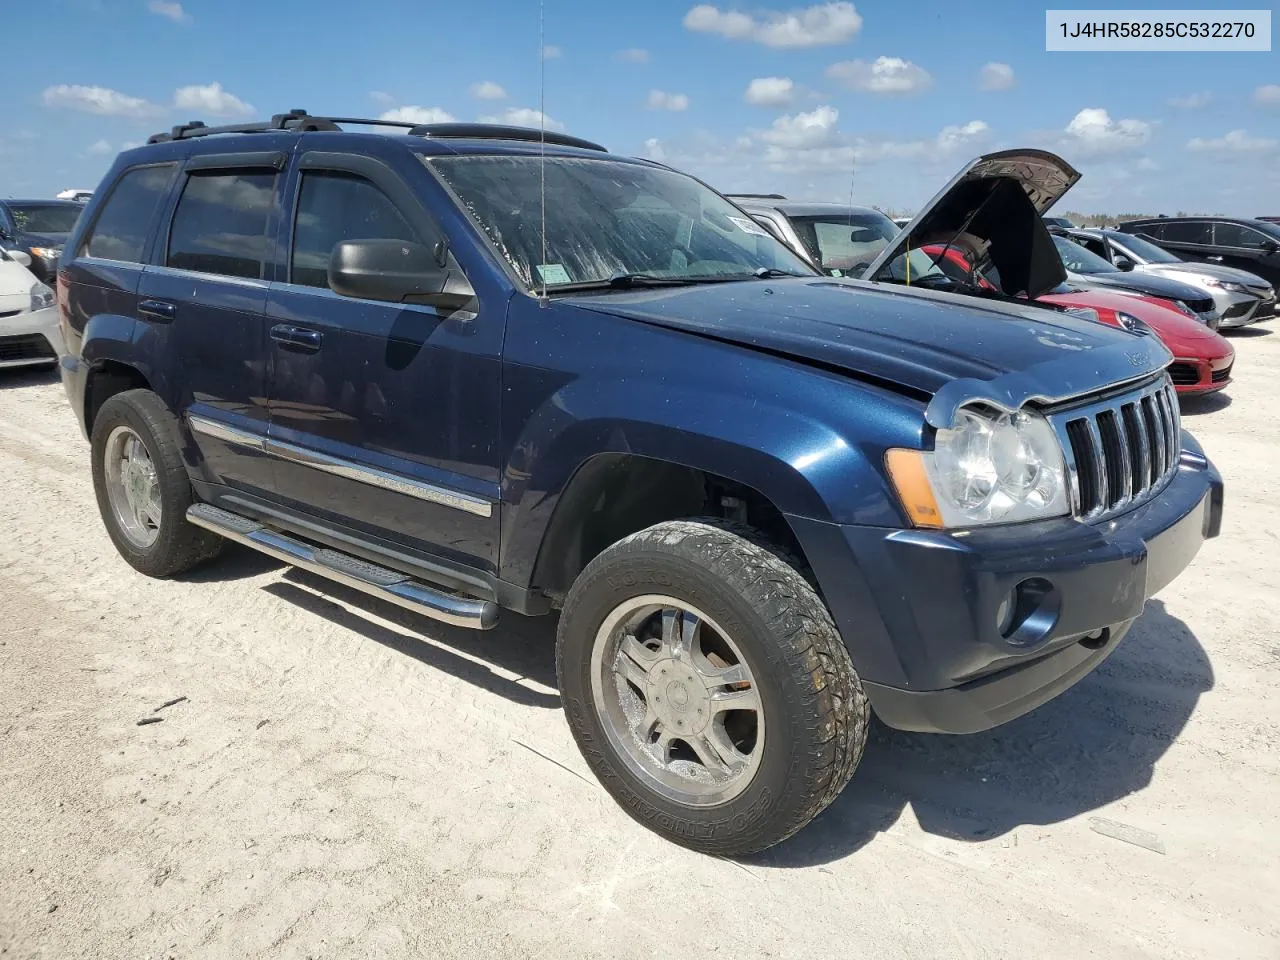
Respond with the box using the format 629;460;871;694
186;503;499;630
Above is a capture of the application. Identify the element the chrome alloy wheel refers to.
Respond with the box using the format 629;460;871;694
103;425;162;549
589;595;765;806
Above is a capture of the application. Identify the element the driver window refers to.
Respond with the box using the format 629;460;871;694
1213;223;1269;249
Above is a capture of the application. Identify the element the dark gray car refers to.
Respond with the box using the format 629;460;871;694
1061;227;1273;329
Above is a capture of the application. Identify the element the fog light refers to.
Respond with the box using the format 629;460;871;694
1000;577;1060;646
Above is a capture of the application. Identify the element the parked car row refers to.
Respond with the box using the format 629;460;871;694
731;150;1271;401
0;197;84;284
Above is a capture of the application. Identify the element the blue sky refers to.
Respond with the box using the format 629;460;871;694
4;0;1278;214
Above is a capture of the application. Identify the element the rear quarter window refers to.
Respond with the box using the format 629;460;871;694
80;164;177;263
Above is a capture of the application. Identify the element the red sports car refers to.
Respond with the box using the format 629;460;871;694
922;244;1234;396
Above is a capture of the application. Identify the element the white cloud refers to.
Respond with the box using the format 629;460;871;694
760;105;840;149
541;44;562;60
1187;129;1277;153
121;140;143;151
826;57;932;95
379;106;456;125
617;48;650;63
148;0;188;21
173;82;253;117
645;137;666;161
1061;107;1152;157
369;91;396;106
683;2;862;48
1256;84;1280;106
978;62;1014;91
470;81;507;100
87;139;114;155
1169;91;1212;109
744;77;796;106
935;120;990;151
480;107;565;132
42;84;159;118
646;90;690;111
1136;156;1160;171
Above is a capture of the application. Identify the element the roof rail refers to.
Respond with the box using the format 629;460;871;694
725;193;787;200
147;110;608;152
407;122;606;152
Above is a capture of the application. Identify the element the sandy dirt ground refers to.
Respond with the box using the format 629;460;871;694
1;328;1278;960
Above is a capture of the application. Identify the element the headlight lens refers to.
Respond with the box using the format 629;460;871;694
1115;312;1153;336
29;282;55;311
1203;278;1246;294
887;408;1070;528
29;246;63;260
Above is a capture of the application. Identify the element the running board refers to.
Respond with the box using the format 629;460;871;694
186;503;499;630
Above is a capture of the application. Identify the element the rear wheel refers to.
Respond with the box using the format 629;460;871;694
557;519;868;855
91;389;223;577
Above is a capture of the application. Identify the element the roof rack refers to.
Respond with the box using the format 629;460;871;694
725;193;787;200
148;109;608;152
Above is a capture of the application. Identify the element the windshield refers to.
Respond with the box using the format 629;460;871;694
1110;232;1180;264
427;155;815;289
788;213;898;274
1053;234;1116;275
8;203;81;235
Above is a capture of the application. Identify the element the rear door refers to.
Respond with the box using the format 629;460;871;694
264;146;503;571
1156;220;1213;263
137;151;285;497
1211;222;1280;286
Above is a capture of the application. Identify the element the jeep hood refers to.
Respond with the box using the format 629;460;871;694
566;278;1171;427
862;149;1081;300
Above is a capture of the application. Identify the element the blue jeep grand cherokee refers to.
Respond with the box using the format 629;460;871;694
56;111;1223;855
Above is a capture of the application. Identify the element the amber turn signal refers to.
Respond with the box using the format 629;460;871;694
884;449;944;529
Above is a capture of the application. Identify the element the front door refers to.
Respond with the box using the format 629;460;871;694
1211;222;1280;287
264;148;503;573
138;156;283;498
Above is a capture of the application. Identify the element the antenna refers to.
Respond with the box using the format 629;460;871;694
538;0;549;305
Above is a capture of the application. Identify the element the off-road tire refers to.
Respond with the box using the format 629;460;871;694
90;389;224;577
556;518;869;856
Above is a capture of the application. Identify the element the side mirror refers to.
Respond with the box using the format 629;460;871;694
1114;256;1134;271
1261;239;1279;254
328;239;473;309
3;248;32;268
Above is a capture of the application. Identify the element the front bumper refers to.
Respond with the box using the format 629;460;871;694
0;305;64;369
1217;289;1272;328
1167;351;1234;395
790;434;1222;734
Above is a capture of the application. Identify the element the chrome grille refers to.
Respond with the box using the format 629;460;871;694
1049;377;1181;521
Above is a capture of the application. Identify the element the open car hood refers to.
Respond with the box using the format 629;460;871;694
862;149;1081;300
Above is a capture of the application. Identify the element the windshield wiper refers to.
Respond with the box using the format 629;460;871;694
752;267;811;279
545;271;798;293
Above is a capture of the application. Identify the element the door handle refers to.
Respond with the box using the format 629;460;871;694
1206;256;1224;262
138;299;176;323
270;323;324;352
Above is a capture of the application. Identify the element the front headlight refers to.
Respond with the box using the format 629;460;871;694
1115;312;1154;336
1203;278;1246;294
886;408;1071;529
29;246;63;260
29;282;55;312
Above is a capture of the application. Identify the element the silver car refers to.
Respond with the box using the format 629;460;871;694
1063;227;1274;329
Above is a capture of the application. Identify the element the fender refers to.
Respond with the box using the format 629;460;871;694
497;358;925;588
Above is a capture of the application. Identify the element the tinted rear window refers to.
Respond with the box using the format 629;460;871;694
8;204;82;234
166;170;276;279
1162;221;1211;244
81;164;176;263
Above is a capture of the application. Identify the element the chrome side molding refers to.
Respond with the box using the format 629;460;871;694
187;414;493;518
186;503;499;630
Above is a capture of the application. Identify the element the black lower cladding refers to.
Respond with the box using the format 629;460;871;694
0;334;57;363
794;432;1223;735
1167;362;1200;386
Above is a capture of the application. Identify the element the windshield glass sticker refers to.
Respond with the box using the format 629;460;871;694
535;263;573;284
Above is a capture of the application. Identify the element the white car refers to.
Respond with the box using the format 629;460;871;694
0;247;63;370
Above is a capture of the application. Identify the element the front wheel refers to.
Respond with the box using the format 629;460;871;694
556;519;869;855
